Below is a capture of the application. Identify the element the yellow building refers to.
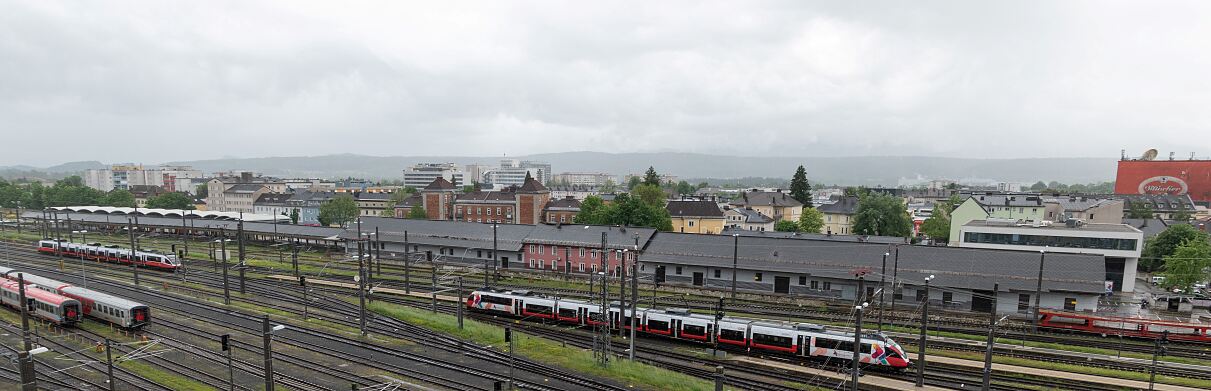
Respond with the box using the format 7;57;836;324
817;196;859;235
666;200;725;234
728;190;803;222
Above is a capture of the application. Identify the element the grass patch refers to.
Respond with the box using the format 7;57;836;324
927;348;1211;389
368;300;729;391
120;359;216;391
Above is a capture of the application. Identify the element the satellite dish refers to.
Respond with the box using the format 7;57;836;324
1140;149;1159;161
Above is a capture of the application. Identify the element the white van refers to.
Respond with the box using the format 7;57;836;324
1151;276;1166;285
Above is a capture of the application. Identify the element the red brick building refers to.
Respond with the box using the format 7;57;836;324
455;191;516;223
543;196;581;224
516;177;550;225
420;177;458;220
520;224;657;275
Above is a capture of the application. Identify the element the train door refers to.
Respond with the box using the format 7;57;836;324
671;319;681;338
692;272;704;286
797;335;808;356
515;299;524;316
774;276;790;294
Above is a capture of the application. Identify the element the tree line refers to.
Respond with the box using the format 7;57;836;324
0;176;195;210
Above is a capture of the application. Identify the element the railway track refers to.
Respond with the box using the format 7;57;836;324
2;252;627;390
4;239;1210;390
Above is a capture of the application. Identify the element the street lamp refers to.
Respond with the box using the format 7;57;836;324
18;346;50;390
263;316;285;391
916;274;935;387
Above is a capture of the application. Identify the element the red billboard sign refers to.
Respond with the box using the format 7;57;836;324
1115;160;1211;203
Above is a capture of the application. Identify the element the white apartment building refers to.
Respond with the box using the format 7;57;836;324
403;163;464;188
553;172;614;186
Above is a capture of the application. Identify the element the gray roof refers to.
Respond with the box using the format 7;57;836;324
543;197;581;211
456;191;517;203
227;184;267;193
526;224;656;250
964;220;1142;233
1043;196;1122;212
341;217;533;251
1123;218;1190;238
964;193;1046;208
1114;194;1196;212
729;207;773;224
395;193;422;208
255;193;292;205
816;196;859;215
666;200;724;217
355;192;393;201
721;227;907;244
730;191;803;208
643;232;1105;294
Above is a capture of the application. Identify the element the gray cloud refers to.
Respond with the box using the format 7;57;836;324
1;0;1209;166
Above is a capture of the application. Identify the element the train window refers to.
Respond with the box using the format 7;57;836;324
558;308;577;318
683;324;706;336
648;319;669;331
720;329;745;341
860;343;873;354
480;295;512;306
525;303;552;314
753;333;792;348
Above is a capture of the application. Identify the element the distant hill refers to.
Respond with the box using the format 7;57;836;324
161;152;1114;186
4;153;1115;186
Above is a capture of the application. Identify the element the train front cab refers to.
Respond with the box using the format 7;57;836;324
130;306;150;328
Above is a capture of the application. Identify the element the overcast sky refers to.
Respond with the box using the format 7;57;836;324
2;1;1209;166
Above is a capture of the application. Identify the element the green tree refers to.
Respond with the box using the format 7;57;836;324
318;194;359;227
290;209;300;224
789;165;812;207
1029;181;1047;191
1172;210;1194;222
99;190;136;208
406;206;428;220
1142;224;1210;271
843;186;870;198
461;185;477;193
774;220;800;232
573;196;607;224
642;166;660;186
599;179;617;194
195;183;209;199
1160;238;1211;291
919;195;961;242
675;181;695;195
627;176;642;190
632;184;666;207
145;192;194;209
1126;202;1153;219
852;193;912;237
798;207;824;233
56;176;84;188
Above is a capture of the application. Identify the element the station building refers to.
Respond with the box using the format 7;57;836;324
638;232;1106;314
958;219;1143;293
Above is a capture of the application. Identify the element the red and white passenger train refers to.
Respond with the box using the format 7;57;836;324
0;279;82;326
467;289;911;369
37;239;180;272
0;267;151;329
